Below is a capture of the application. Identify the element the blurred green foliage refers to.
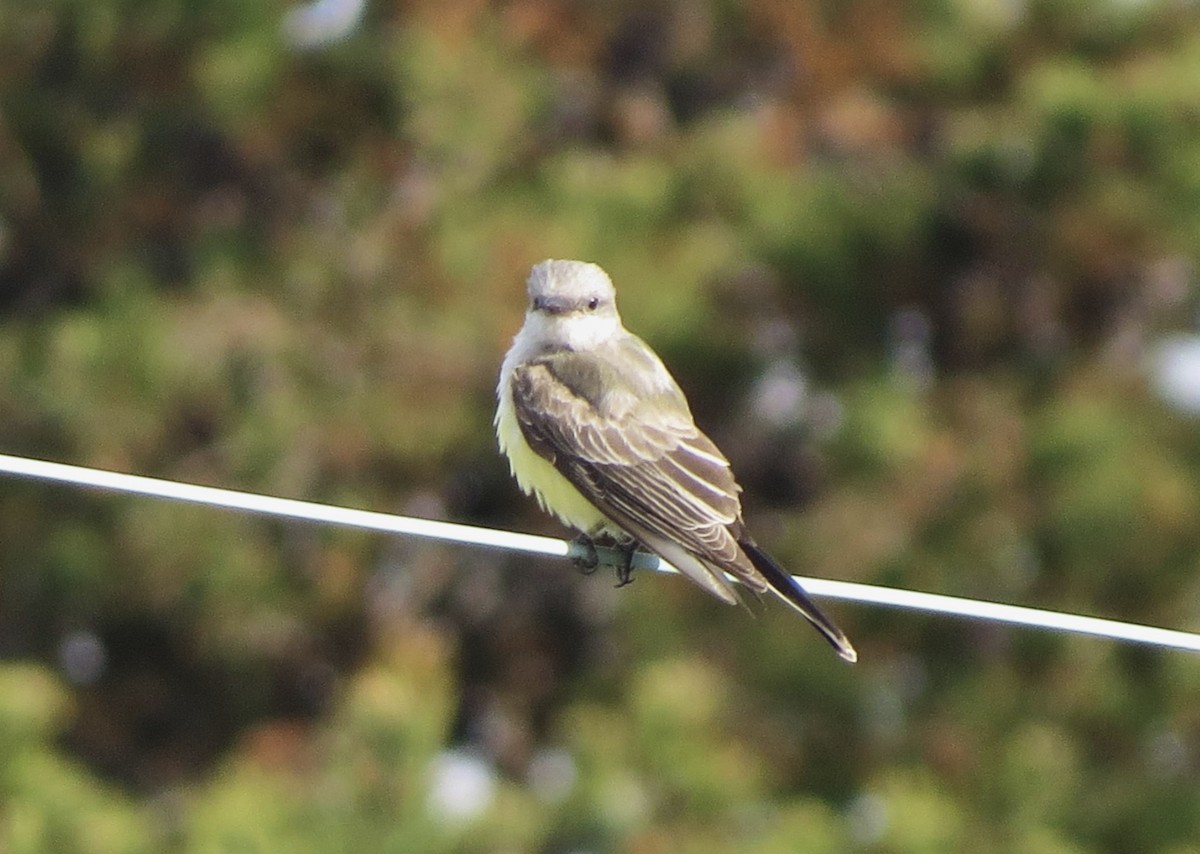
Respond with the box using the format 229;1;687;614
3;0;1200;851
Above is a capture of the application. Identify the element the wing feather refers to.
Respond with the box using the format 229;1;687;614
512;342;757;587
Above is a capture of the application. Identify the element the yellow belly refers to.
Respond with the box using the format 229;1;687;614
495;391;609;534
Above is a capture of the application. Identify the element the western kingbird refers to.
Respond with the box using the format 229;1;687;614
496;259;856;663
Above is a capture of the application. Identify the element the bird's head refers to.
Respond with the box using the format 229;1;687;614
523;259;623;351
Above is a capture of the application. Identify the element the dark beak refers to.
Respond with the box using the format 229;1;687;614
536;295;574;315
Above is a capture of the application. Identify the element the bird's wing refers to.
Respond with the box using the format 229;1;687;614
511;339;764;596
512;339;858;663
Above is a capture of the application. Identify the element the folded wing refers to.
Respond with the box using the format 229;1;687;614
511;342;767;599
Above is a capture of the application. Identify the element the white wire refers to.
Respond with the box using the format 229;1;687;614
797;578;1200;653
2;453;1199;655
0;453;570;558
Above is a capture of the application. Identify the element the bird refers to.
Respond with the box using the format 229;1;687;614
495;259;856;663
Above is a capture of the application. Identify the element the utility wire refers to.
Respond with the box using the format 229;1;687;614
1;453;1198;655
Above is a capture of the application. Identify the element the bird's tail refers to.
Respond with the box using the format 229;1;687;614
740;539;858;664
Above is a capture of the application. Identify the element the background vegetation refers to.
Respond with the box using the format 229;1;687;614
3;0;1200;850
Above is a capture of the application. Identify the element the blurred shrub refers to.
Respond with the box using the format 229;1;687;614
2;0;1200;850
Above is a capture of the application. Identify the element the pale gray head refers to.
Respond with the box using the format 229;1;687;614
521;259;623;352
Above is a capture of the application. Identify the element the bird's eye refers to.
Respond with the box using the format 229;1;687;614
587;297;599;311
532;296;543;311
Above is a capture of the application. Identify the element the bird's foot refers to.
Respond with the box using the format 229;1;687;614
614;540;638;588
570;533;600;575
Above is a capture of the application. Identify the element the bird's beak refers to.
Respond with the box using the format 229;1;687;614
535;295;574;315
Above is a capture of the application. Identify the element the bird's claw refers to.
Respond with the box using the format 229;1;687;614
571;533;600;574
614;540;637;588
572;534;639;586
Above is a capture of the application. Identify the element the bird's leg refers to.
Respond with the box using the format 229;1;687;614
570;532;600;574
614;539;639;588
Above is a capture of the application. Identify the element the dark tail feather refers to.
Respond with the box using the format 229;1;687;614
740;540;858;664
